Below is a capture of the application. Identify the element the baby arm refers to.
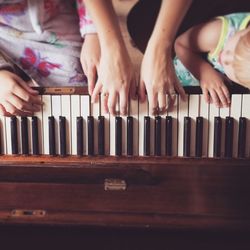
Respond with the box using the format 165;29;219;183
174;19;230;108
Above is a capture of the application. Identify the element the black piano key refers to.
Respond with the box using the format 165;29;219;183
155;116;161;156
88;116;94;156
115;116;122;156
48;116;56;156
144;116;150;156
31;116;39;155
127;116;133;156
183;117;191;157
10;116;18;154
59;116;66;157
213;117;222;158
195;117;203;157
165;116;172;156
238;117;246;158
76;116;83;156
225;116;234;158
21;116;29;155
98;116;105;155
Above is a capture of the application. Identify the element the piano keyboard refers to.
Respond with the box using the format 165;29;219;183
0;86;249;158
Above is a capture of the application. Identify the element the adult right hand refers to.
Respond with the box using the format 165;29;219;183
139;43;186;115
0;70;42;116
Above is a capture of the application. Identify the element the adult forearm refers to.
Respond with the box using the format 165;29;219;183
149;0;193;49
83;0;125;49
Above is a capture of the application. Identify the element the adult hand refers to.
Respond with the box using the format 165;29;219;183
80;34;101;95
0;70;42;116
139;44;186;115
91;44;136;116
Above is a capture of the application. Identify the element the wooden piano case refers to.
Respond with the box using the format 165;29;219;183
0;157;250;249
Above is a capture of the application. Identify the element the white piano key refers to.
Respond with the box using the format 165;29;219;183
242;94;250;157
71;95;81;155
42;95;51;155
138;99;148;156
161;112;166;156
0;115;6;154
219;106;230;158
61;95;71;155
51;95;61;155
100;96;110;156
121;101;127;156
178;95;188;157
81;95;90;155
5;117;12;154
110;100;119;156
129;97;139;156
91;97;99;155
33;96;43;155
189;95;199;157
230;94;242;158
167;96;178;156
199;95;209;157
208;103;219;157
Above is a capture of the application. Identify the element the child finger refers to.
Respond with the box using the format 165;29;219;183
209;89;221;108
216;88;228;108
8;93;40;112
221;85;231;104
3;101;32;116
87;65;97;95
12;83;42;105
91;81;102;103
108;91;117;116
0;104;10;116
16;77;39;95
202;88;210;104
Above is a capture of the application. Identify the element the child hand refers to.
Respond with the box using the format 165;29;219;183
0;70;42;116
200;68;230;108
140;44;186;115
80;34;100;95
91;45;136;116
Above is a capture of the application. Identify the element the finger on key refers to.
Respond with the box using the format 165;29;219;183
91;81;102;103
158;92;167;114
210;89;221;108
149;92;158;115
175;80;186;101
108;91;117;116
87;65;97;95
217;88;228;108
101;92;109;114
119;89;128;116
3;101;33;116
202;88;210;104
221;85;231;105
139;80;146;102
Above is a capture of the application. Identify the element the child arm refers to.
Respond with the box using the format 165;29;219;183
175;19;230;108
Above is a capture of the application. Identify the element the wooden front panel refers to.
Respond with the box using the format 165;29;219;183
0;157;249;230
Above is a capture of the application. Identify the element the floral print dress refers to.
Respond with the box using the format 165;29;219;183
0;0;95;86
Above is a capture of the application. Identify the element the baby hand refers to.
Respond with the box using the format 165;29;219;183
200;69;230;108
0;70;42;116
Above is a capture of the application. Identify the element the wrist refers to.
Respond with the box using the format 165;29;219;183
147;37;173;54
